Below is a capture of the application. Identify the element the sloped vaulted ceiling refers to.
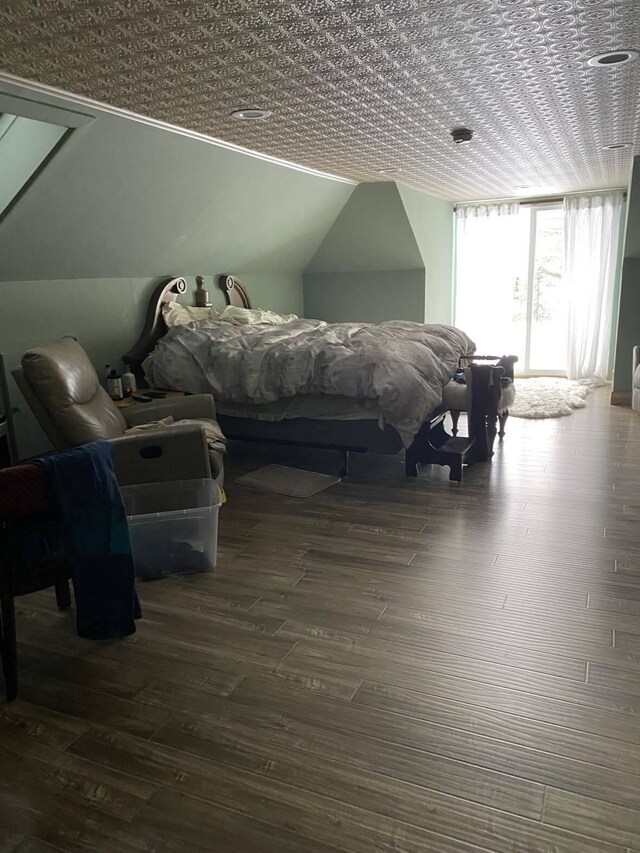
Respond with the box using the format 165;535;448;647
0;0;638;201
0;83;354;281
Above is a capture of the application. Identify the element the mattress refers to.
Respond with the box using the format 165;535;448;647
144;317;474;447
217;394;383;423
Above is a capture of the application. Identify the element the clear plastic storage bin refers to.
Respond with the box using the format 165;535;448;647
121;479;221;581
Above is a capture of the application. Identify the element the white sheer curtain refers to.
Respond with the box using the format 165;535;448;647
455;203;525;354
565;192;624;384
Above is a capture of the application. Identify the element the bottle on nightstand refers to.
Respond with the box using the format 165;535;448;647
106;368;124;400
122;365;137;395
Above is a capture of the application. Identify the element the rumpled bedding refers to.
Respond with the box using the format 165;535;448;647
162;301;298;328
144;319;474;447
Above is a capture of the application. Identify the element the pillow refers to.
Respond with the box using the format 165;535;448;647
217;305;298;326
163;301;219;327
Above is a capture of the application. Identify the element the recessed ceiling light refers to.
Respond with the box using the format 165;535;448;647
516;185;532;189
377;168;398;174
602;142;632;150
587;50;639;67
230;108;272;121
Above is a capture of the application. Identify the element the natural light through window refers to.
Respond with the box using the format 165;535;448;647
454;194;624;384
455;203;566;376
526;206;565;374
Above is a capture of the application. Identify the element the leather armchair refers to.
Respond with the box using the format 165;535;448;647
12;337;224;485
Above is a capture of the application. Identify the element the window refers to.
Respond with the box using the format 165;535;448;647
0;113;68;219
520;203;565;374
455;202;567;376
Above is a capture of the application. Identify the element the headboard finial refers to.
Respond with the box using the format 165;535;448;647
218;274;252;309
173;277;188;296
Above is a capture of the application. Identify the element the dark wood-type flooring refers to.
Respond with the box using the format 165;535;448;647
2;388;640;852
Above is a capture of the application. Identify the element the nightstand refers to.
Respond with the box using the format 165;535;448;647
114;389;186;409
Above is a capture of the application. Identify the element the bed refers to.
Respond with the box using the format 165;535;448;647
123;276;503;481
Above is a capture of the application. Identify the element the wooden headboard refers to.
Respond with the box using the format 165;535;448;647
123;276;187;377
218;275;252;309
122;274;252;380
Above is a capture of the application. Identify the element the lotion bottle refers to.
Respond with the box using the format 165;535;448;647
122;365;137;394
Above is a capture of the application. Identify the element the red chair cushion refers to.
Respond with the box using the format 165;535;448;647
0;464;55;519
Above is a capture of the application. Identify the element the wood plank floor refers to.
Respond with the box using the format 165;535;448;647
3;388;640;852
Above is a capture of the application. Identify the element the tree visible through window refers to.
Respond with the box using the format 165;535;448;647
509;205;565;371
455;202;566;375
528;206;565;372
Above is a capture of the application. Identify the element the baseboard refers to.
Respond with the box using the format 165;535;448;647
610;391;631;406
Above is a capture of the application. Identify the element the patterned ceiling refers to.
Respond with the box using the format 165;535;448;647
0;0;638;200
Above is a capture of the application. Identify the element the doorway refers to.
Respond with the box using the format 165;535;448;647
455;202;566;376
519;204;565;375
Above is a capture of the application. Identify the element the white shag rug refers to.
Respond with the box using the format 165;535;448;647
510;378;590;419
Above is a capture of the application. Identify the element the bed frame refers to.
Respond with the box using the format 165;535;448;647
123;276;502;481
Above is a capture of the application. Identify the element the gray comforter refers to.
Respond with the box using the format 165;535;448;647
144;319;474;446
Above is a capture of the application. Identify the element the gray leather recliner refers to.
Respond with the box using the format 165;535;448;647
12;337;224;486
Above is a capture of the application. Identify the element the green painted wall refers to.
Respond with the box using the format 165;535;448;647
226;272;304;316
0;277;155;371
0;99;353;282
0;79;353;395
0;273;303;372
623;160;640;258
613;157;640;394
304;270;426;323
398;184;454;324
306;182;423;274
304;182;453;324
608;209;628;377
613;258;640;393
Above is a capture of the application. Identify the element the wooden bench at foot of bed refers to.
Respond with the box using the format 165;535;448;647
405;362;504;482
448;354;518;440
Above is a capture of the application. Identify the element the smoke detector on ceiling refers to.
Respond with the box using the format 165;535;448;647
451;127;473;144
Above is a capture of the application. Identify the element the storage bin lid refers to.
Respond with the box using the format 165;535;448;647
121;477;221;516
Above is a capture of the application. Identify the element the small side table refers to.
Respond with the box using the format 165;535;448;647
114;389;186;410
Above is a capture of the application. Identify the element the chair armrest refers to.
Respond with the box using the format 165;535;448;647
109;423;211;486
123;393;217;428
634;346;640;373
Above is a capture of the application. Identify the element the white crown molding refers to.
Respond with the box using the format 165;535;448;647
0;72;356;186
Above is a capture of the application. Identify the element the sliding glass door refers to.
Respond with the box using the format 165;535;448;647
455;202;566;376
525;205;565;374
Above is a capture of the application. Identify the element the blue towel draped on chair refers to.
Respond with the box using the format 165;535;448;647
37;441;141;640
